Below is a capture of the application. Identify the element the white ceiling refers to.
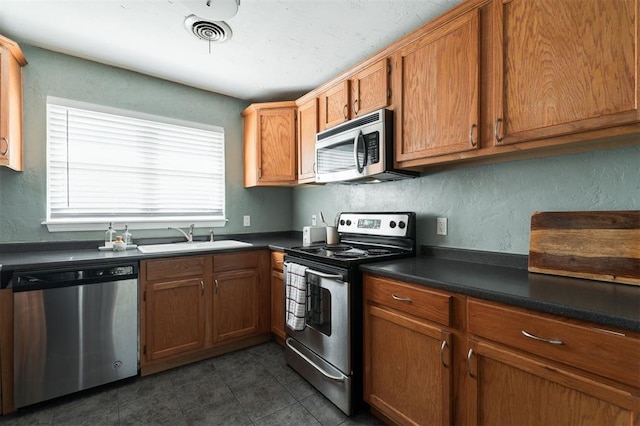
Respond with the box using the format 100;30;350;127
0;0;462;102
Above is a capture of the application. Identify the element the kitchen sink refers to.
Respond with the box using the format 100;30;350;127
137;240;253;254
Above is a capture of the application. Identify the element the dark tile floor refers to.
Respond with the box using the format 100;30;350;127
2;341;384;426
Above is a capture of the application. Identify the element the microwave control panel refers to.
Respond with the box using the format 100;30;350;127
365;132;380;164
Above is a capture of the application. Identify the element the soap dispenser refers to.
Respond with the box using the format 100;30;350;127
104;222;116;248
123;224;133;245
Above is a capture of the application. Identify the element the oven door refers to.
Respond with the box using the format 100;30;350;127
284;261;350;374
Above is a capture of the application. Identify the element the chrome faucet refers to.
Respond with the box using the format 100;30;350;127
168;224;194;242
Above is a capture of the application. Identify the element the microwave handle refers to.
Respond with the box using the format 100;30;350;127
354;130;367;173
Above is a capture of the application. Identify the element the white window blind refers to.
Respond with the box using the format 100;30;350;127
45;97;225;230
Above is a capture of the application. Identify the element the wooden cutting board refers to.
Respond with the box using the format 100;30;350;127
528;211;640;285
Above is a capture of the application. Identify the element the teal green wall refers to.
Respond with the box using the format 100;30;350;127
0;44;293;243
293;144;640;254
1;44;638;253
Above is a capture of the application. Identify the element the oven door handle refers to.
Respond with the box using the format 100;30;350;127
284;263;344;281
307;268;344;281
286;338;346;382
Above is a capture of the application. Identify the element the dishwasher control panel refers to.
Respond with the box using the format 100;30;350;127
10;262;138;291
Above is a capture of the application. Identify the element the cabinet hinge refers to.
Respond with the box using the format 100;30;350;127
387;63;391;74
143;345;146;355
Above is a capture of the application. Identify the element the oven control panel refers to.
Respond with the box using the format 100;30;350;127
337;213;413;237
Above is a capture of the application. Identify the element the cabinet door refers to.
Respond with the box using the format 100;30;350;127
350;58;390;118
466;339;639;426
270;251;285;342
144;278;206;361
257;107;297;183
0;40;26;171
395;9;480;162
212;268;261;343
492;0;639;145
320;80;349;130
297;97;318;183
270;269;285;342
364;303;452;425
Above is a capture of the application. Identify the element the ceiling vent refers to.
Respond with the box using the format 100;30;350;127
184;14;232;43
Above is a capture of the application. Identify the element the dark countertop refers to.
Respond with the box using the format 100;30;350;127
2;237;637;332
0;232;301;274
360;255;640;332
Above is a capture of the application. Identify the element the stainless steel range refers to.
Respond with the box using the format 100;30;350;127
284;212;416;415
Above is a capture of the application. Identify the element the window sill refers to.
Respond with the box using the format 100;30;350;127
43;217;229;232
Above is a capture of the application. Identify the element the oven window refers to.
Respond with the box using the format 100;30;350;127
306;275;331;336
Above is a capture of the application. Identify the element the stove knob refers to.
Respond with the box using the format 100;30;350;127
399;221;406;229
389;221;396;229
346;220;352;226
340;219;345;225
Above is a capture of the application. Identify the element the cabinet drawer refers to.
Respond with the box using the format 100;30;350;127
364;275;451;326
271;251;284;272
214;251;260;272
468;299;640;388
143;256;206;281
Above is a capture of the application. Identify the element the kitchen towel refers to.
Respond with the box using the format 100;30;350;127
285;262;308;331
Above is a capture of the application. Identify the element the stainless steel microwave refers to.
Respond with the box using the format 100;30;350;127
315;108;418;184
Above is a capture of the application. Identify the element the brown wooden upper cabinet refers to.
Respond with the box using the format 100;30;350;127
492;0;640;146
243;101;297;187
350;58;391;118
394;10;480;164
319;58;392;131
296;96;318;184
0;35;27;171
319;79;350;131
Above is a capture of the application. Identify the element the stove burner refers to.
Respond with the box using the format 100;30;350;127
324;244;352;251
366;248;393;255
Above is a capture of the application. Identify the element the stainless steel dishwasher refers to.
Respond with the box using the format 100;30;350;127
11;262;139;409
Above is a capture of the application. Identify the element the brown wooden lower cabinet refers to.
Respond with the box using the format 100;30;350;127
270;251;286;344
140;250;270;375
363;274;640;425
144;277;206;361
466;339;638;426
364;274;453;425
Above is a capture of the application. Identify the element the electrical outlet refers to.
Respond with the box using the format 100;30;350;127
311;215;317;226
436;217;448;236
243;215;251;227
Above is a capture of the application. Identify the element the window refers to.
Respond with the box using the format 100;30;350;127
44;97;226;232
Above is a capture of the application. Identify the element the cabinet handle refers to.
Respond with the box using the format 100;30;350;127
353;99;359;115
0;137;8;156
343;104;348;119
391;294;412;303
521;330;564;345
440;340;448;368
214;279;219;294
494;118;503;143
200;280;204;295
469;124;477;147
466;348;475;378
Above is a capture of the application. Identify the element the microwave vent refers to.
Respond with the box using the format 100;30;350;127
317;110;382;141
